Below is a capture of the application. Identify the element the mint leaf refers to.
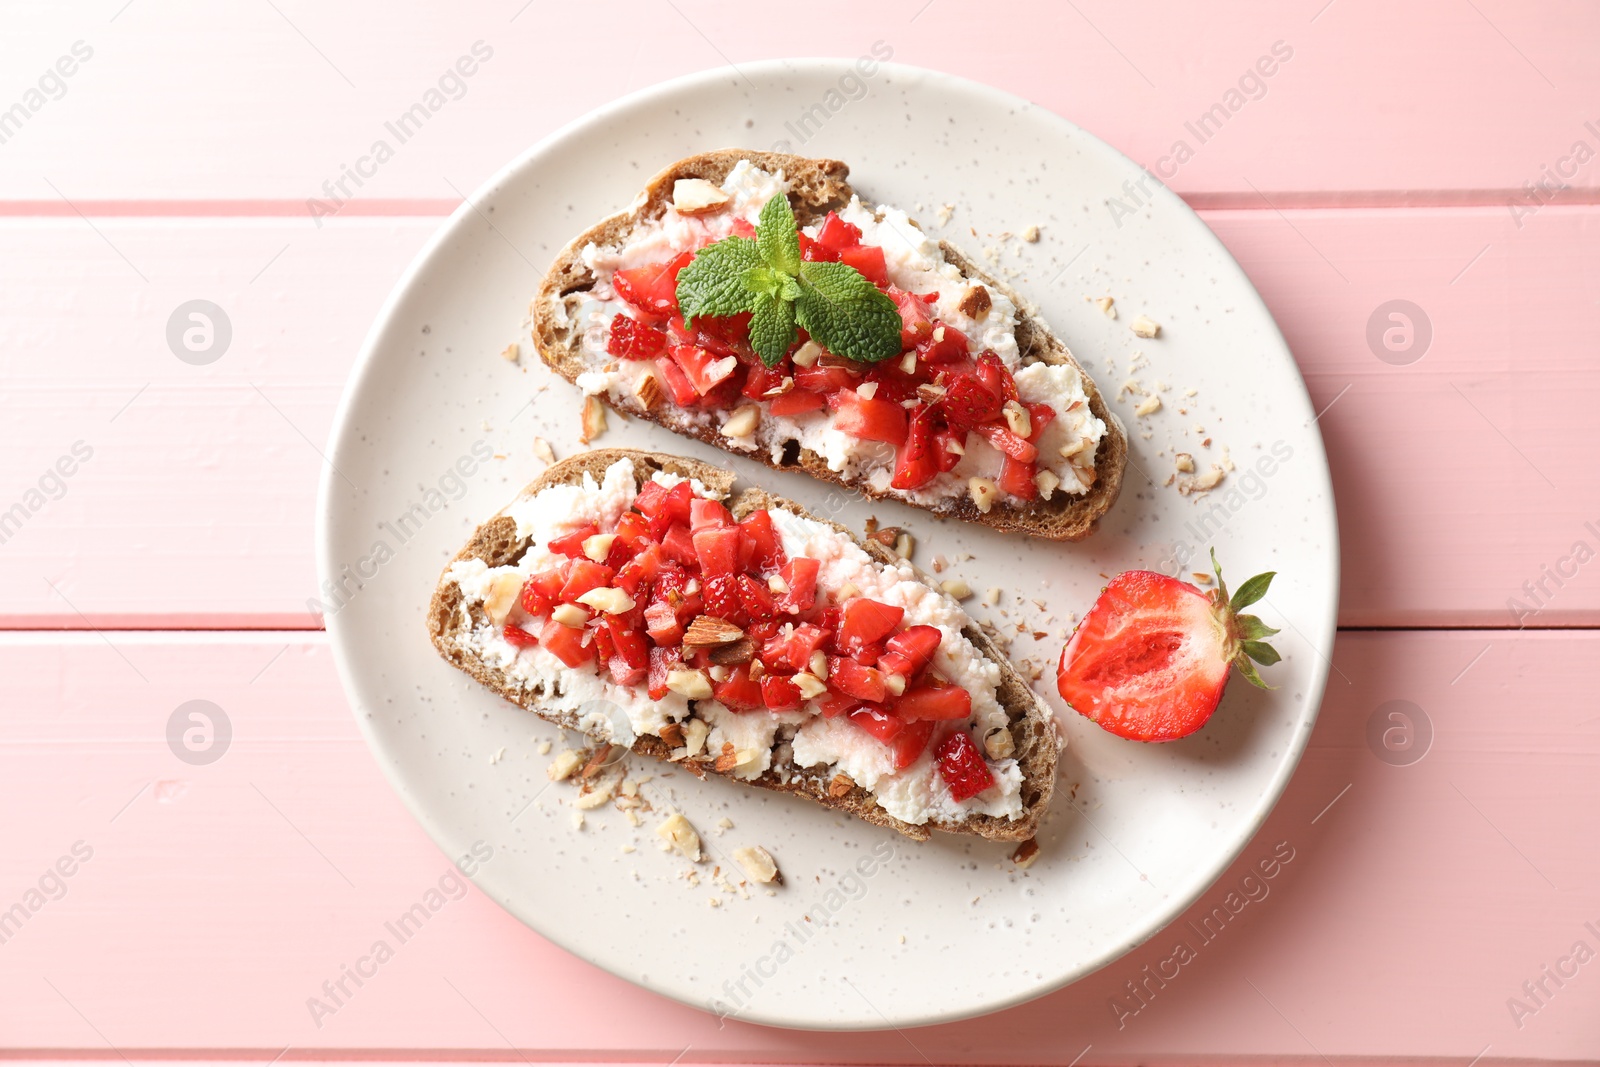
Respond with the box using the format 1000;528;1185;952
749;292;797;366
756;195;801;276
794;261;902;363
675;237;761;324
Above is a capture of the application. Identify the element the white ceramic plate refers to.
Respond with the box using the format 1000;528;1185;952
318;59;1338;1031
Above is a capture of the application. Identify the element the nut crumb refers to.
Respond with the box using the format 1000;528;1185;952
536;739;552;755
580;395;607;443
828;773;855;798
500;343;520;362
1192;572;1213;585
940;578;973;601
1095;296;1117;319
1022;225;1040;243
984;587;1002;607
1012;838;1041;869
656;813;702;861
1131;315;1161;339
732;845;782;884
532;437;556;465
1134;395;1162;417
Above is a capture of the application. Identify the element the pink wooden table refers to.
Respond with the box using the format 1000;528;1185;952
3;1;1597;1062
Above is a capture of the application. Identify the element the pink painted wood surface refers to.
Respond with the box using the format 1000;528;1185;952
1;630;1595;1059
1;1;1596;203
3;209;1596;629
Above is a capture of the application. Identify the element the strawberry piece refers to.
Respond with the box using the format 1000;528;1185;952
999;456;1039;500
894;681;972;721
689;497;735;531
652;355;700;407
888;286;934;348
712;664;765;712
760;622;829;673
737;509;787;574
660;523;698;566
940;373;1002;430
890;719;936;770
519;569;567;617
736;574;777;620
1025;401;1056;441
613;542;664;597
548;524;599;558
846;704;900;740
917;322;969;363
692;526;743;576
702;574;747;626
768;388;826;417
631;479;669;519
839;598;905;650
776;557;820;614
559;559;614;602
975;423;1039;463
760;673;803;712
821;693;861;718
612;250;693;320
798;230;831;262
694;312;753;356
815;212;862;254
828;390;909;445
890;408;939;491
644;600;683;646
932;428;964;472
741;361;790;401
828;656;888;702
729;217;757;238
878;625;942;679
537;618;593;668
502;624;539;649
606;313;668;361
975;350;1019;403
934;731;994;800
669;343;737;396
647;646;682;700
793;364;856;394
838;244;889;287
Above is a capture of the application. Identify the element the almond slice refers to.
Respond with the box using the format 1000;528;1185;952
576;587;635;615
580;394;607;442
672;178;732;215
550;603;588;628
482;572;524;626
707;637;755;665
683;615;744;647
665;669;713;700
633;369;664;411
581;533;616;562
656;812;702;860
968;477;999;514
732;845;782;885
791;340;824;367
720;405;760;439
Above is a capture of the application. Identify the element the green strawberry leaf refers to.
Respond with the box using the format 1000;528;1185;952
1234;653;1273;690
794;261;902;363
1230;570;1276;611
749;292;797;366
1236;614;1281;641
1240;639;1282;666
675;236;762;324
757;194;801;276
1209;547;1230;605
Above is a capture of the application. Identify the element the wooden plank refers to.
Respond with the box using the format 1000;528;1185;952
0;1;1596;202
2;208;1596;628
0;629;1594;1059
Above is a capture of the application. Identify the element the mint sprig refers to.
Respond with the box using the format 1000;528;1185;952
674;194;901;366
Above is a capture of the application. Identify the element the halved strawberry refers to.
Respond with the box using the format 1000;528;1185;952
1056;553;1281;742
934;730;994;800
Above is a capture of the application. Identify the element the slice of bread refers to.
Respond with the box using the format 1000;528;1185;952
427;448;1058;841
532;150;1127;542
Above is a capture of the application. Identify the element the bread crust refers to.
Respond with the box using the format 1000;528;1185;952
531;150;1126;542
427;448;1057;842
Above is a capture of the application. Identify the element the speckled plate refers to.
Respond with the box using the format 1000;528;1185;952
317;58;1338;1031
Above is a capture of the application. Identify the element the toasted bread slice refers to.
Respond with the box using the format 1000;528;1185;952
427;448;1058;841
531;150;1127;542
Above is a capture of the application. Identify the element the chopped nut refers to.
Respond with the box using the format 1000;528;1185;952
658;722;686;749
666;668;713;700
672;178;732;215
581;533;616;562
720;405;761;439
482;572;524;626
767;574;789;594
1059;438;1089;460
580;744;615;778
809;650;829;679
1174;452;1195;473
580;395;608;442
547;749;583;781
656;813;702;860
899;351;917;374
1002;400;1032;437
958;285;992;319
575;786;613;810
707;637;755;665
827;773;855;798
732;845;782;884
1011;837;1041;869
838;581;861;601
746;659;764;681
968;477;999;514
944;436;965;456
916;382;947;403
532;437;556;464
793;672;827;699
1131;315;1161;339
1035;469;1061;500
550;603;588;628
894;532;914;559
1095;296;1117;318
500;342;520;362
1195;465;1225;490
984;587;1002;607
791;340;824;367
760;376;794;398
1192;572;1214;586
1023;225;1040;243
576;586;635;615
983;726;1015;760
941;578;973;600
706;663;729;683
869;525;901;548
713;742;739;773
1134;395;1162;417
683;615;745;647
682;718;709;757
856;381;879;400
536;739;552;755
633;370;665;411
884;672;907;696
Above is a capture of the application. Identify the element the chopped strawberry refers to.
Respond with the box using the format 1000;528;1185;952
793;364;857;397
839;598;905;650
768;387;826;417
917;322;969;363
693;312;753;355
846;704;901;741
974;423;1039;463
890;719;936;770
612;250;692;320
890;409;939;491
702;573;747;626
760;673;803;711
689;497;735;531
644;600;683;646
829;390;909;445
631;479;669;519
741;361;790;401
692;525;743;576
934;731;994;800
776;557;820;614
828;656;888;702
821;693;862;718
502;624;539;648
939;372;1002;430
538;618;593;668
932;428;965;472
736;573;777;620
647;646;681;700
737;509;787;574
894;681;972;721
729;217;757;238
713;664;765;712
815;212;862;254
614;542;665;596
798;230;829;262
548;524;599;558
888;286;934;347
878;625;942;679
1056;561;1281;742
660;523;698;566
1025;401;1056;441
998;456;1039;500
760;622;829;673
838;244;889;286
652;355;700;406
559;559;614;602
606;314;668;361
975;350;1019;403
669;343;737;396
519;569;567;617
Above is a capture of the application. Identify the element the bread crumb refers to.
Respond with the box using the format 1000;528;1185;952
1131;315;1161;338
500;342;520;362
